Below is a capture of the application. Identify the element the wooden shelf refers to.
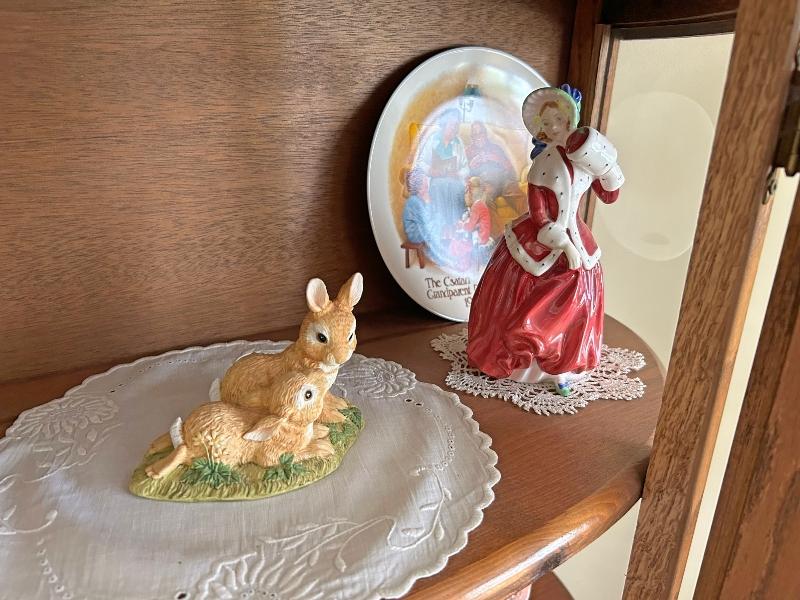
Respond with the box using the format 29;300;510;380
0;309;663;598
531;572;574;600
361;316;663;599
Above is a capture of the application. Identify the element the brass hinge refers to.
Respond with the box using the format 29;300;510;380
773;46;800;175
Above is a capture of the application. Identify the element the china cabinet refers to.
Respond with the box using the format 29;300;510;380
2;0;798;598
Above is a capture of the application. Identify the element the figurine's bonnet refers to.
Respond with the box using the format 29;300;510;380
521;85;581;136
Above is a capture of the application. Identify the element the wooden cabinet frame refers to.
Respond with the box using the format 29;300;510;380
571;0;800;598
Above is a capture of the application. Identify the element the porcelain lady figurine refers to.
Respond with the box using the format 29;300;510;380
466;85;624;395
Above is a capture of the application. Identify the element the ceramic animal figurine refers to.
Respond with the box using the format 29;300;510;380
144;369;335;480
220;273;363;423
467;84;624;396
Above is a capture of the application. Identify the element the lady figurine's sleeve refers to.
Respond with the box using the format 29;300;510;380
592;166;624;204
527;183;573;253
527;183;553;230
566;127;617;175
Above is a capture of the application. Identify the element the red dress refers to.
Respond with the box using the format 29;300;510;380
467;141;619;379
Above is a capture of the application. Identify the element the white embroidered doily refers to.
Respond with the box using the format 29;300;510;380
0;340;499;600
432;329;646;415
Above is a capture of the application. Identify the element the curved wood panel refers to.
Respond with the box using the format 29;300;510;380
0;0;575;383
531;572;574;600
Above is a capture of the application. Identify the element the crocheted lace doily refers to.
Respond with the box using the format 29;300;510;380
431;329;646;415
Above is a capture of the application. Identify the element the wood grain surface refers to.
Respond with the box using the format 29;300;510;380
623;0;800;597
566;0;603;120
0;0;575;383
694;180;800;598
566;0;613;227
0;313;664;598
530;572;573;600
359;316;663;599
603;0;738;27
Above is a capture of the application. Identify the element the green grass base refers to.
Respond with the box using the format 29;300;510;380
129;405;364;502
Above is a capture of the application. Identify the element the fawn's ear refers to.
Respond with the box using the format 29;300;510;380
336;272;363;308
306;278;330;313
243;416;287;442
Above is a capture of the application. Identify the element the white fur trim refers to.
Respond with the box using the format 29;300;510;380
536;222;570;249
524;145;602;273
169;417;183;448
599;163;625;192
566;128;618;177
505;224;559;277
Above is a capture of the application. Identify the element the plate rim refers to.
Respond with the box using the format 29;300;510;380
366;45;548;322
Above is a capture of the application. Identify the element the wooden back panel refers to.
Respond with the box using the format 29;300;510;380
0;0;574;382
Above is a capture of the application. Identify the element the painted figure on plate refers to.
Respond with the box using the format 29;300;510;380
401;168;452;268
446;176;494;272
416;108;470;229
466;122;516;197
399;104;526;276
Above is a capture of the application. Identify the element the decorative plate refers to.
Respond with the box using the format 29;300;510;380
367;46;547;321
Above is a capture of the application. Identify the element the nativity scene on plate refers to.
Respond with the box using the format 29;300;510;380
392;85;532;277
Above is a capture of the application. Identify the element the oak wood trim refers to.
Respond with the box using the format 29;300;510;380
530;572;573;600
694;183;800;599
567;0;604;118
588;27;618;134
613;20;736;40
405;458;647;600
602;0;738;28
566;0;618;225
623;0;800;597
583;25;618;228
